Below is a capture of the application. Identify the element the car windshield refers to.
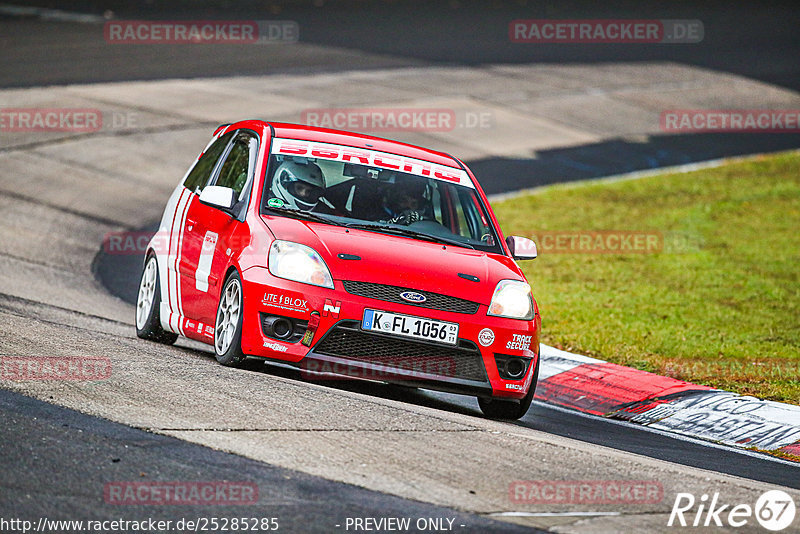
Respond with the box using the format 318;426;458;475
260;141;502;253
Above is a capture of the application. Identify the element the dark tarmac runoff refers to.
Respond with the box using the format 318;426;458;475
0;388;542;533
1;0;799;91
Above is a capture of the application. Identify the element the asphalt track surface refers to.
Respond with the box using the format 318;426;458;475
2;2;800;533
0;388;537;533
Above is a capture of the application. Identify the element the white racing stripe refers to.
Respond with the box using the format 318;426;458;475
162;187;191;335
172;190;192;335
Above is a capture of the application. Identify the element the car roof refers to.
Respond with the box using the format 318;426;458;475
237;120;464;170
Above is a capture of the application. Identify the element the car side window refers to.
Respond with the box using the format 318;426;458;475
183;131;235;193
214;132;257;198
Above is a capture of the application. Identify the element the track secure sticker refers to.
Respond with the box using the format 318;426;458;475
478;328;495;347
506;334;532;351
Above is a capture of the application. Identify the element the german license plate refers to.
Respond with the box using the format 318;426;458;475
362;309;459;346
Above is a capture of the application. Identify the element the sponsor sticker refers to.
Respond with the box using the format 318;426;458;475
263;341;288;352
261;290;309;314
506;334;532;351
478;328;495;347
322;299;341;318
270;138;473;188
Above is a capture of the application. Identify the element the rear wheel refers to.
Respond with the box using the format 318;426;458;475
214;271;247;367
478;351;540;420
135;255;178;345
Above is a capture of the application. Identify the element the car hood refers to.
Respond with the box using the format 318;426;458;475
261;215;526;306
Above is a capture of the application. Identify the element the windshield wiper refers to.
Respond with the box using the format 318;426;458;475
344;222;474;249
264;206;343;226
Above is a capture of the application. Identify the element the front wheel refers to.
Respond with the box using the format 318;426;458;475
213;271;246;367
478;352;540;420
135;255;178;345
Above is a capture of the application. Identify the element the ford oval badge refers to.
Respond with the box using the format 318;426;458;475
400;291;426;303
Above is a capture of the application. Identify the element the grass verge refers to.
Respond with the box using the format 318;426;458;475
491;151;800;404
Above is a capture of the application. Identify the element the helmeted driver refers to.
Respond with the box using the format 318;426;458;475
381;174;430;225
270;160;325;211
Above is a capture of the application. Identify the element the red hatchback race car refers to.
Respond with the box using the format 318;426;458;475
135;120;541;419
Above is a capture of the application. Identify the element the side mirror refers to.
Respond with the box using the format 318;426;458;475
199;185;236;211
506;235;537;260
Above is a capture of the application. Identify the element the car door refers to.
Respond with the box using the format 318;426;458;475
162;130;234;336
179;130;258;338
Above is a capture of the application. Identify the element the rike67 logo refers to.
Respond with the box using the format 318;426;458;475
668;490;796;531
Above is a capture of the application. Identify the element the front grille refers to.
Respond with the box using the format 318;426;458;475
312;321;487;382
342;280;480;314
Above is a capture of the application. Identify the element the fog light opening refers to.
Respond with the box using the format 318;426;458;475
264;316;293;339
505;358;526;379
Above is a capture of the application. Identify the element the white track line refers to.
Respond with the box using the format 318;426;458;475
489;511;622;517
0;3;107;23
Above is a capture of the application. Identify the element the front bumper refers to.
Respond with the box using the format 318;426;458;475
239;266;540;399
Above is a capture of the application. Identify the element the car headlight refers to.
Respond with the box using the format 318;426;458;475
487;280;533;320
268;240;334;289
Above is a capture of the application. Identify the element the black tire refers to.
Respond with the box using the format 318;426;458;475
213;271;247;367
478;349;541;420
135;254;178;345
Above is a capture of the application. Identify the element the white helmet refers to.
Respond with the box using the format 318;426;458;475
270;160;325;211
